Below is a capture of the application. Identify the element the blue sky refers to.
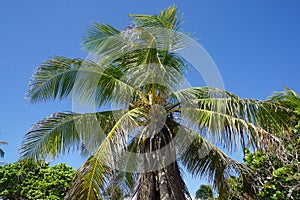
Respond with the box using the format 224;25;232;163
0;0;300;196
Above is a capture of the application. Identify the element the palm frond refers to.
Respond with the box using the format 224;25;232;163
171;87;289;152
66;154;109;200
123;58;186;97
83;23;120;53
66;155;136;200
0;137;7;158
83;25;190;67
27;57;82;103
82;35;189;98
0;149;4;158
195;185;213;200
129;5;181;30
180;131;254;198
27;56;142;107
19;110;123;160
270;87;299;103
269;87;300;131
83;6;189;64
66;108;142;199
270;87;300;115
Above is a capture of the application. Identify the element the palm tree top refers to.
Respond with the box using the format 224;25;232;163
20;5;290;199
0;133;7;160
195;185;214;200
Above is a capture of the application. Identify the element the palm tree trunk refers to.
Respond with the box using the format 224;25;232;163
136;126;191;200
137;161;190;200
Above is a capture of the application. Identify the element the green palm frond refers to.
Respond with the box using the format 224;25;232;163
27;57;82;103
83;23;120;52
123;59;186;97
81;10;190;69
65;108;142;200
19;110;124;160
269;87;300;132
171;87;289;152
195;185;214;200
171;87;230;101
27;56;142;107
66;155;136;200
83;25;190;70
270;87;300;115
88;30;190;96
180;132;253;198
66;155;109;200
270;87;299;103
83;37;189;98
129;5;181;30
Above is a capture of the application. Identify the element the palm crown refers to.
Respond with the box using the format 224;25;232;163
0;140;7;159
20;6;289;199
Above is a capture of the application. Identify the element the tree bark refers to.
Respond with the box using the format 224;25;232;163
136;125;191;200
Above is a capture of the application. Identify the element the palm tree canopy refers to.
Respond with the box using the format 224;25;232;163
20;6;290;199
0;133;7;159
195;185;214;200
270;87;300;130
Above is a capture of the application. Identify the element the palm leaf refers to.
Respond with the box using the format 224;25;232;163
0;140;7;145
270;87;300;131
129;5;181;30
0;136;7;158
27;56;142;107
171;87;289;152
270;88;300;117
180;131;253;198
86;29;190;96
19;110;124;160
0;149;4;158
66;154;136;200
66;108;143;199
83;23;120;53
270;87;300;104
66;155;108;200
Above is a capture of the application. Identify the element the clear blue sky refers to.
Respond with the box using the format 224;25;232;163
0;0;299;196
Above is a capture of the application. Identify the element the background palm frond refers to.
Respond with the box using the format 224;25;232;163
0;132;7;158
0;148;5;158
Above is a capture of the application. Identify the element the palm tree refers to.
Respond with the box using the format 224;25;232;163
0;134;7;163
0;140;6;158
19;6;289;199
195;185;214;200
271;87;300;130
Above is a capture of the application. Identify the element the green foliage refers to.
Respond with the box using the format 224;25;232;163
228;88;300;200
0;159;75;200
227;177;244;200
195;185;214;200
243;149;299;199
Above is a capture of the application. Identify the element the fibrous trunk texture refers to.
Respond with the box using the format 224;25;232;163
136;125;191;200
137;161;190;200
